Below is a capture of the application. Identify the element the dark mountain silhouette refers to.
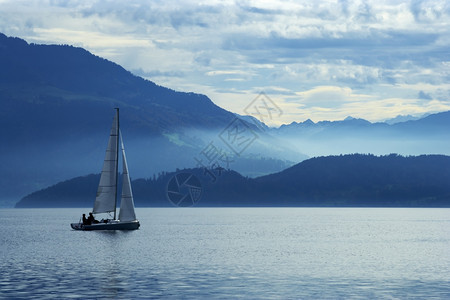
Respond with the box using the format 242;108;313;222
16;154;450;208
0;32;241;165
0;33;234;134
253;153;450;206
0;33;295;202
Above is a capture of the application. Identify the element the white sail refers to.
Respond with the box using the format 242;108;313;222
93;111;119;214
71;108;140;230
118;133;137;221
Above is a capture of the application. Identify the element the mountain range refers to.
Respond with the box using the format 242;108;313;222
270;112;450;157
0;33;296;204
16;154;450;208
1;32;449;206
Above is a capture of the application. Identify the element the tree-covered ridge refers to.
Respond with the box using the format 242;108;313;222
254;154;450;206
16;154;450;208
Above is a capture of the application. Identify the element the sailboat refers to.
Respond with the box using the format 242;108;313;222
71;108;140;230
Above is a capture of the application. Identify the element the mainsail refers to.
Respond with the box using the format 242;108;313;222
93;111;119;214
118;133;137;222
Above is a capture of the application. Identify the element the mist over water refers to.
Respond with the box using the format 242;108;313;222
1;207;449;299
3;107;450;205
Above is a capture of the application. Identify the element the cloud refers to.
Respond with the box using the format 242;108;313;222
223;31;439;52
295;86;356;108
410;0;450;22
418;90;432;100
132;68;184;79
250;86;295;96
0;0;449;123
206;70;249;76
32;28;152;48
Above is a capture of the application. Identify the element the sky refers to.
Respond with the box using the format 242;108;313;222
0;0;449;126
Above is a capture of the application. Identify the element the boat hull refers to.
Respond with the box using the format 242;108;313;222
71;220;140;231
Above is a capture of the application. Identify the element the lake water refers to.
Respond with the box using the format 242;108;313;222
0;208;449;299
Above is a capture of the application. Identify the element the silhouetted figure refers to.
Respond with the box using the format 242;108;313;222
88;212;99;224
82;214;88;225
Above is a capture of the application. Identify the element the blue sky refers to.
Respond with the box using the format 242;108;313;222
0;0;449;125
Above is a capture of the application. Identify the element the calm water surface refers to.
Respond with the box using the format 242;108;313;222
0;207;449;299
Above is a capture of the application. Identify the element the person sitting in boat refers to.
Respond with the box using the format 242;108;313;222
82;214;88;225
88;212;99;224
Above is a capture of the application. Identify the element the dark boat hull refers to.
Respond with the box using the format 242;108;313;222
71;220;140;231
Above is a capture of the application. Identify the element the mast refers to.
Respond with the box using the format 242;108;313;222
114;107;119;220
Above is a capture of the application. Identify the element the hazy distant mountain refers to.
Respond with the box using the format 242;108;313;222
274;112;450;136
392;111;450;133
0;33;296;202
384;114;424;125
276;116;375;136
271;111;450;157
234;113;270;131
16;154;450;208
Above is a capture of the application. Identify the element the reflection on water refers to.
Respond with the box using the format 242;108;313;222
0;208;449;299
